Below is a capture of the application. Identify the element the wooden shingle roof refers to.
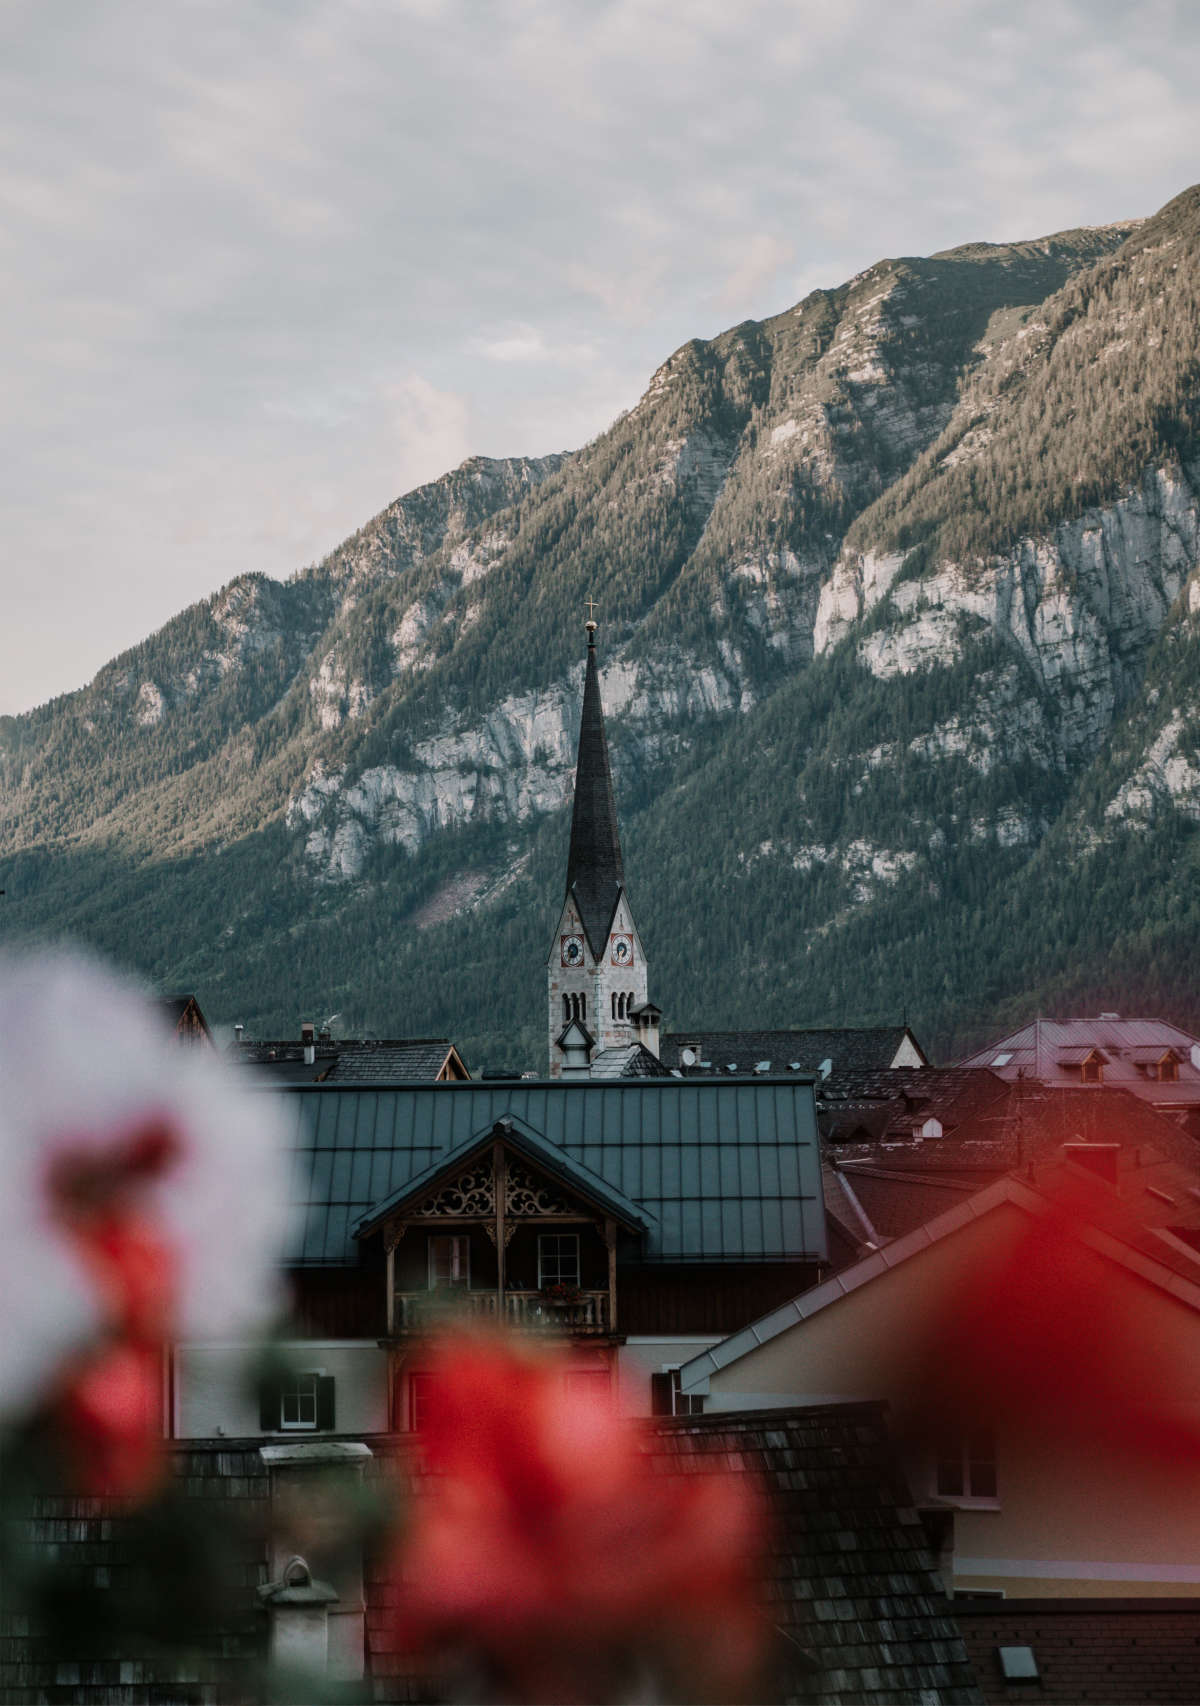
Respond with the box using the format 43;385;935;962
663;1027;928;1077
643;1405;982;1705
365;1405;982;1705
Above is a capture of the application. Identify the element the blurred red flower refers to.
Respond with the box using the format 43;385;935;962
896;1171;1200;1469
47;1125;179;1498
393;1334;765;1704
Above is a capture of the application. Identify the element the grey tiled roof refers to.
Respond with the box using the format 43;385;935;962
0;1441;270;1704
644;1406;983;1705
820;1069;1009;1144
365;1404;981;1704
276;1079;824;1267
230;1038;463;1084
957;1016;1200;1105
662;1027;927;1076
587;1042;674;1078
323;1041;462;1082
822;1084;1200;1260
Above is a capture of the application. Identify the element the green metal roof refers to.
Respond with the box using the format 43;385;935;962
275;1078;824;1267
355;1110;652;1236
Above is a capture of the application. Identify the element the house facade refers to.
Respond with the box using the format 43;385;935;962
173;1075;827;1437
679;1172;1200;1598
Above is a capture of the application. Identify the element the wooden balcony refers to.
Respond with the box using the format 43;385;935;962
392;1289;612;1335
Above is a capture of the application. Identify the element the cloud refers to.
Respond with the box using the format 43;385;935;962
716;233;795;314
466;325;599;367
384;375;473;494
3;0;1200;710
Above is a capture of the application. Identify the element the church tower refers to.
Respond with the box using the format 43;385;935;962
547;618;659;1077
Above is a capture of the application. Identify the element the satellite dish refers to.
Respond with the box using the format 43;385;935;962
681;1047;697;1066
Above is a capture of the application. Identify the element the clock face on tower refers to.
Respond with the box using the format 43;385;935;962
610;933;634;967
560;934;585;968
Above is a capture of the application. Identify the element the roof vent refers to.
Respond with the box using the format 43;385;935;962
755;1060;770;1074
726;1063;739;1074
818;1057;833;1080
789;1061;803;1071
1099;1011;1121;1021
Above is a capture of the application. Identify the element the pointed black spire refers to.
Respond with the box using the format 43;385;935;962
565;621;625;959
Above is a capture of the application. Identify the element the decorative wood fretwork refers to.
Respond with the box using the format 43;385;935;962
483;1222;518;1248
506;1161;576;1219
410;1164;495;1219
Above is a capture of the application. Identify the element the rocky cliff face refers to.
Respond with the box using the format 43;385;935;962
3;191;1199;1063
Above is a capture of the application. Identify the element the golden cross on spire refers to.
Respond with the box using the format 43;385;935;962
584;597;599;634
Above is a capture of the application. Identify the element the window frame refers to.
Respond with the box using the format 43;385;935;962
261;1367;335;1434
427;1232;470;1290
1080;1051;1104;1084
650;1367;705;1416
278;1368;321;1432
538;1231;581;1289
934;1428;999;1506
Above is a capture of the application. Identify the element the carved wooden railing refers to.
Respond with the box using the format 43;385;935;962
392;1290;610;1334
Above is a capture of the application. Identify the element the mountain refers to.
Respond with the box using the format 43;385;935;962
4;188;1200;1069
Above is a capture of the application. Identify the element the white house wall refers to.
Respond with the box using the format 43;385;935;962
176;1341;389;1438
618;1336;722;1414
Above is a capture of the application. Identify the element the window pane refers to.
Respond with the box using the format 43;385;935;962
670;1367;704;1416
429;1235;468;1288
936;1439;964;1497
280;1371;318;1430
538;1233;580;1287
969;1431;997;1498
969;1458;997;1499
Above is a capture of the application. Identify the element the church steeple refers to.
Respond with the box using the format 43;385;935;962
564;621;625;959
547;615;658;1077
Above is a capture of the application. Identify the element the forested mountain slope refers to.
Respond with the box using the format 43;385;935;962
4;189;1200;1068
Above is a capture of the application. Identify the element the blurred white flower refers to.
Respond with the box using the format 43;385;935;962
0;951;291;1422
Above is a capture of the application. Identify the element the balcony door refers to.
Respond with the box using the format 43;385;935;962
428;1233;470;1289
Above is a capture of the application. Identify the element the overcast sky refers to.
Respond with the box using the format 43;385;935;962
2;0;1198;714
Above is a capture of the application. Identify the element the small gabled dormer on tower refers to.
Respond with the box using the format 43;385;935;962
547;616;657;1077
